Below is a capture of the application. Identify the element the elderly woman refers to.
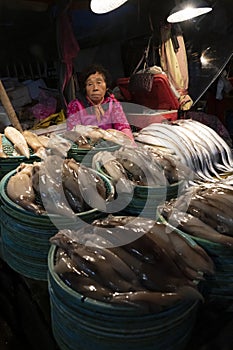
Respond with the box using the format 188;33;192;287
66;64;134;140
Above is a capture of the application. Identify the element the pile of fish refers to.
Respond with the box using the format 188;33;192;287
160;180;233;247
0;126;50;158
50;215;215;312
6;157;111;216
62;125;134;149
92;145;191;189
134;119;233;183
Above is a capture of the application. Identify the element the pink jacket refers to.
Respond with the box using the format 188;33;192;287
66;93;133;139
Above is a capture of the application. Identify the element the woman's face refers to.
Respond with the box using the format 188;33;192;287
85;72;107;104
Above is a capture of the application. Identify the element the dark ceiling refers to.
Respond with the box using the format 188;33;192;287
0;0;232;103
0;0;232;53
0;0;175;74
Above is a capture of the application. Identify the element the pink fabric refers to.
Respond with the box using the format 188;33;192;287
66;94;134;139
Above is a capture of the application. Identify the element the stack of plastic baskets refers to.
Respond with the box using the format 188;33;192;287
0;169;114;280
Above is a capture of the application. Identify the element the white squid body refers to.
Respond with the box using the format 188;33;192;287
7;163;35;203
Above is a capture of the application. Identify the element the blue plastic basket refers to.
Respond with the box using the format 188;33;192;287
159;214;233;304
48;245;199;350
94;161;184;219
0;169;114;280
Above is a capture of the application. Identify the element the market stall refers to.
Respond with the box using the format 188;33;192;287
0;1;233;350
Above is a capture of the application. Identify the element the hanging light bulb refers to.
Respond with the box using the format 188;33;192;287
167;0;212;23
90;0;128;14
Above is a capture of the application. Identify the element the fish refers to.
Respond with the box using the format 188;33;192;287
63;158;111;212
115;146;167;186
6;163;42;213
52;226;192;294
50;214;211;309
4;126;30;158
142;143;176;156
39;156;76;218
91;215;156;247
106;129;134;145
77;164;108;211
62;159;91;213
138;120;233;182
22;130;45;153
162;181;233;238
92;151;134;194
62;130;92;149
166;209;233;248
174;120;229;175
55;247;114;300
52;233;142;292
122;237;197;291
94;215;214;280
142;124;199;171
111;286;204;312
176;119;233;172
135;130;190;166
135;133;175;152
166;228;215;275
0;134;8;158
61;272;113;301
149;222;215;278
170;124;218;181
73;125;118;144
135;133;181;158
187;196;233;236
37;135;50;148
145;146;192;184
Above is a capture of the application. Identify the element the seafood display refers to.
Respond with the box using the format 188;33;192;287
4;126;30;158
0;126;48;159
6;162;43;214
6;158;112;216
22;130;46;154
92;145;191;217
63;125;134;149
50;215;214;312
134;120;233;182
0;126;73;159
160;180;233;247
159;176;233;300
92;145;191;187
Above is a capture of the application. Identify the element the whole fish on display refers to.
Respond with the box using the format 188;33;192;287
50;215;214;311
4;126;30;158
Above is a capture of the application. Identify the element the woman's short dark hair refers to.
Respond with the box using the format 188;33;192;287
80;64;112;93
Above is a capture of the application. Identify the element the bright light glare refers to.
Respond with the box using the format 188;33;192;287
90;0;128;14
200;54;209;66
167;6;212;23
